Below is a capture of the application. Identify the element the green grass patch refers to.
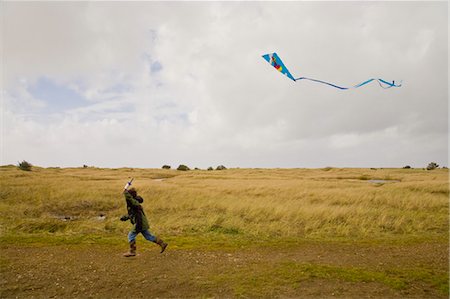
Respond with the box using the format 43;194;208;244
203;262;448;297
386;267;449;295
0;230;447;250
208;224;241;235
0;233;123;247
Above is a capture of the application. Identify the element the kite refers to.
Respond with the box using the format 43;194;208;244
262;52;402;90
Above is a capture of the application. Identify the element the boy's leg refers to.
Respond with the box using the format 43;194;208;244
123;231;138;257
128;231;138;243
141;229;156;242
142;230;168;253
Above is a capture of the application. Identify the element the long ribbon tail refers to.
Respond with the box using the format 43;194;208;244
295;77;402;89
294;77;348;89
354;78;402;89
377;79;402;89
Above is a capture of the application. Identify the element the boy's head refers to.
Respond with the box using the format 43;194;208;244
128;188;137;198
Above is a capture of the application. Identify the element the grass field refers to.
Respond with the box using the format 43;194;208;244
0;166;448;298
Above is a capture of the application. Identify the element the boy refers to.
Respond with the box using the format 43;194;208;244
121;188;168;257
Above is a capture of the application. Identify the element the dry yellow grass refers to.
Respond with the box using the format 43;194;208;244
0;166;448;243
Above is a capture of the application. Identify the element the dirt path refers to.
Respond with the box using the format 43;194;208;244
1;242;448;298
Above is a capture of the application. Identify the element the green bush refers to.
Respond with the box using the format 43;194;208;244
427;162;439;170
18;160;32;171
177;164;190;171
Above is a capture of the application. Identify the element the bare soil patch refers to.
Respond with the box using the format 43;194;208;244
1;241;447;298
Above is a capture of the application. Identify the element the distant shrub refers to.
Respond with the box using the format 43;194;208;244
18;160;32;171
207;167;214;171
177;164;190;171
403;165;411;169
83;164;88;168
426;162;439;170
216;165;227;170
162;165;171;169
358;175;370;180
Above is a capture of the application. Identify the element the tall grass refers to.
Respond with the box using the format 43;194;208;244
0;166;448;243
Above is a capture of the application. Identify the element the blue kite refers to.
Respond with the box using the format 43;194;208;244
262;52;402;90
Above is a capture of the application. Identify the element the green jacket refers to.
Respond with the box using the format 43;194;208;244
123;191;149;233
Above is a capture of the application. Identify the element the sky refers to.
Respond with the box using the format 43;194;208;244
1;1;448;169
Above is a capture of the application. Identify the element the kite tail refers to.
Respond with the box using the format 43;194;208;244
294;77;348;89
377;79;402;89
295;77;402;89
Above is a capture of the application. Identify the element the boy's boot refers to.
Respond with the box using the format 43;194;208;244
154;237;168;253
123;240;136;257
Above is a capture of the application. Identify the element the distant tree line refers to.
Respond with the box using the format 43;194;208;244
13;160;447;171
162;164;228;171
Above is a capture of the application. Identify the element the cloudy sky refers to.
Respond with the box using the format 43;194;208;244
1;1;448;168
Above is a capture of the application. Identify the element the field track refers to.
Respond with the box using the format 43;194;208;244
1;241;448;298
